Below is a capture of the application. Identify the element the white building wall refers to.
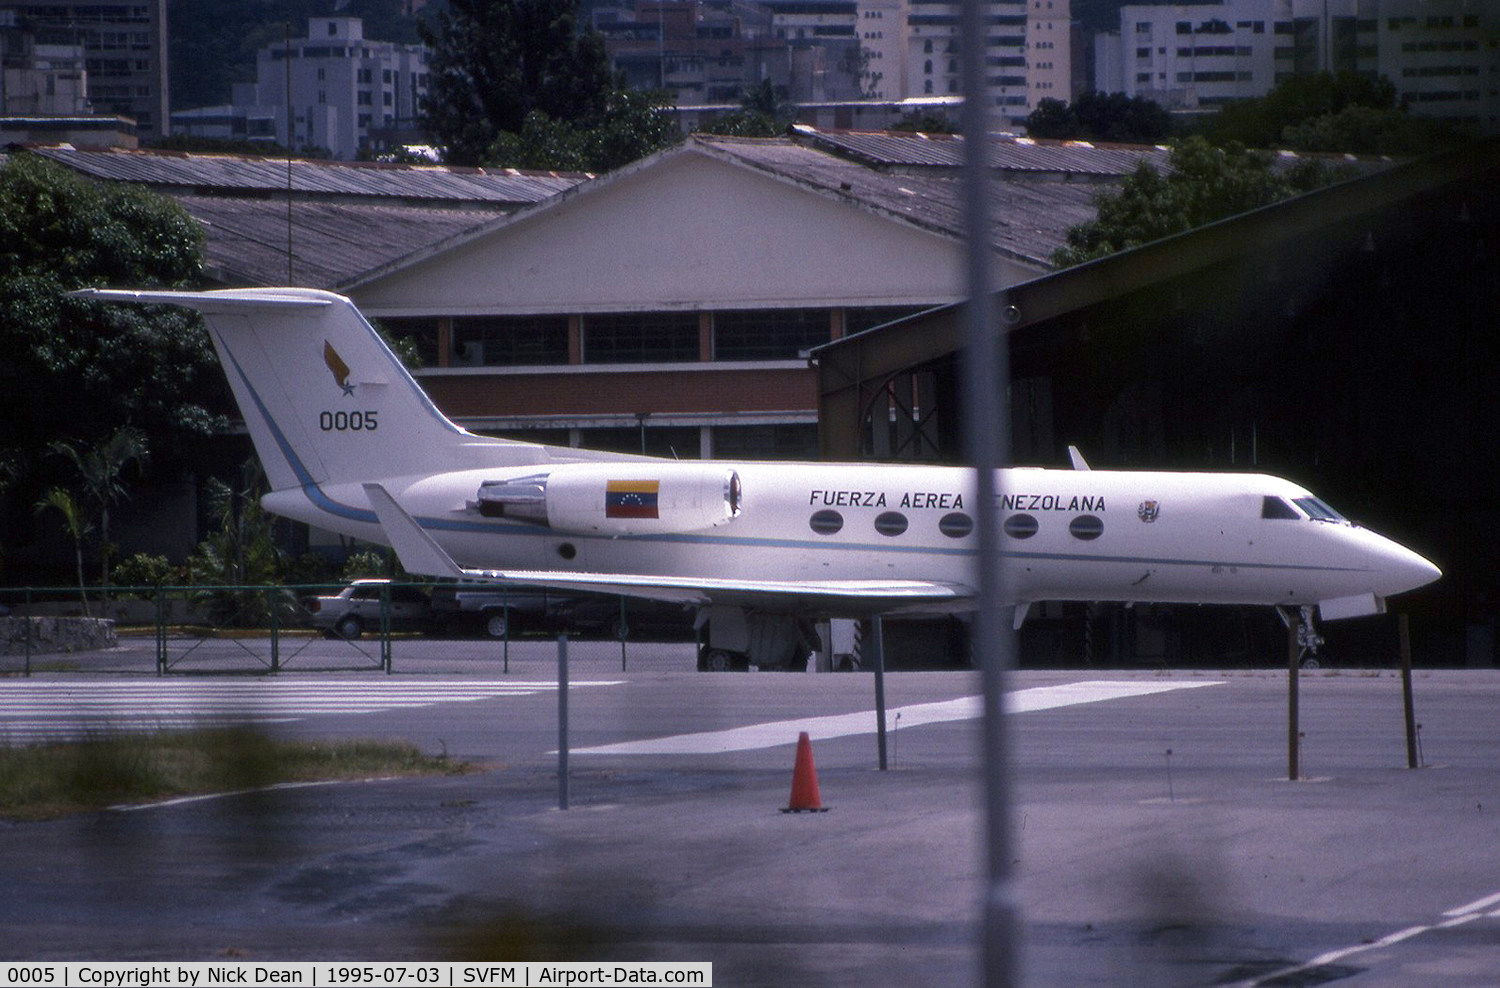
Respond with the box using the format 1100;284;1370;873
237;16;429;159
858;0;1071;118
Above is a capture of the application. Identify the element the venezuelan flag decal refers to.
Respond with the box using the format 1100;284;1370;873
606;479;660;519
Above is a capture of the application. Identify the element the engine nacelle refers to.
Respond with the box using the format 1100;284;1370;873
477;463;742;536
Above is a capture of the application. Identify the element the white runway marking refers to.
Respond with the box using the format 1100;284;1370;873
1228;888;1500;987
573;679;1221;755
0;679;622;745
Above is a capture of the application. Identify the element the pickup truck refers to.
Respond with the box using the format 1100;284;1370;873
428;584;566;638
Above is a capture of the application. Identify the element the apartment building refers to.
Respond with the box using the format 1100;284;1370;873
0;0;167;136
1095;0;1499;131
859;0;1072;120
230;16;429;160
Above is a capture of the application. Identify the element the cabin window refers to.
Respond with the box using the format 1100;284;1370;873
874;511;908;536
1003;514;1038;539
1069;515;1104;540
939;512;973;538
1293;496;1346;522
1262;496;1300;520
809;509;844;535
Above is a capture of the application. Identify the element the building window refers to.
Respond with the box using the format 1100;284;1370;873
453;315;569;366
583;312;699;363
713;309;829;360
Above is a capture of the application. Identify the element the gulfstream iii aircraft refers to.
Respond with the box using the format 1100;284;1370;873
77;287;1440;669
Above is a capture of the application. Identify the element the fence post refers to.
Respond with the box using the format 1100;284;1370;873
23;587;33;678
619;595;628;672
155;587;166;676
381;583;392;674
270;586;281;673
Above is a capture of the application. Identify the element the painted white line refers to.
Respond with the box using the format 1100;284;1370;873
109;776;403;812
1443;890;1500;917
1438;914;1483;929
573;680;1221;755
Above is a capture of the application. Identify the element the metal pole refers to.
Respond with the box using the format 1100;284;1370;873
959;0;1020;978
1399;614;1418;769
155;587;166;676
1288;611;1300;781
620;596;628;672
270;587;280;673
23;587;32;678
558;634;570;810
872;617;888;771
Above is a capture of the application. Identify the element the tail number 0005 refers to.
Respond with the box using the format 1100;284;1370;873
320;410;378;432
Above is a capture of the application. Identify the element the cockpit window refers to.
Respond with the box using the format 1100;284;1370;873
1261;496;1300;520
1293;496;1346;522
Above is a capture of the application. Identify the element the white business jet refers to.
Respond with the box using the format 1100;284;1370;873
77;287;1440;669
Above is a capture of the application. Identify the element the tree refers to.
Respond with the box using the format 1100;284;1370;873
486;89;682;172
702;79;796;138
48;427;150;595
35;489;93;615
1051;138;1337;267
0;156;221;551
891;110;958;134
1202;72;1400;149
419;0;614;166
1026;91;1172;143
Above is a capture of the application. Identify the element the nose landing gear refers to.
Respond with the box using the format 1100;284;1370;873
1277;605;1327;669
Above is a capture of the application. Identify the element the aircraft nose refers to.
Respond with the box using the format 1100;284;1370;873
1380;539;1442;596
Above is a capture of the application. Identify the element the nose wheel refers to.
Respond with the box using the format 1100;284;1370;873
1278;605;1327;668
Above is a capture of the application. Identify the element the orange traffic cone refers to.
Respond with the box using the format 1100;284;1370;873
781;731;829;813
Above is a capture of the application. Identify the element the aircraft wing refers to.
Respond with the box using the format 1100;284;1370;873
362;484;970;613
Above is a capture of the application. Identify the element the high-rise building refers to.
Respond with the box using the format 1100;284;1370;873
858;0;1072;120
0;0;168;137
231;16;429;160
1095;0;1498;133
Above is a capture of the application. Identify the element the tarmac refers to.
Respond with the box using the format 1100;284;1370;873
1;636;1498;987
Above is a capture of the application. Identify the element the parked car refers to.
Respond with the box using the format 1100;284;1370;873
562;595;698;641
428;584;570;638
307;579;434;639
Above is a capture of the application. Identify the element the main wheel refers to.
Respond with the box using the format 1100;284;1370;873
484;611;509;639
701;648;739;672
335;615;363;639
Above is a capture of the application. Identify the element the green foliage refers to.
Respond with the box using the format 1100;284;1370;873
187;461;289;625
48;427;150;590
34;488;92;614
1025;91;1173;143
1279;104;1467;156
485;89;681;172
702;80;796;138
0;156;220;511
0;729;462;821
112;552;180;594
1052;137;1339;268
341;548;393;581
420;0;614;166
890;110;958;134
1195;71;1467;154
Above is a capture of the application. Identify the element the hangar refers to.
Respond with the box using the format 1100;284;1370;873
812;138;1500;665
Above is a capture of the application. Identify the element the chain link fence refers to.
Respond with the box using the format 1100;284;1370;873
0;583;701;677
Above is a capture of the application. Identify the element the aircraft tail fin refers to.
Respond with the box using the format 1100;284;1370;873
73;288;544;491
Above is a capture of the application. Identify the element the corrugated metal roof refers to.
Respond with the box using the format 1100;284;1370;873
791;127;1172;178
174;195;499;288
692;135;1107;268
30;146;586;206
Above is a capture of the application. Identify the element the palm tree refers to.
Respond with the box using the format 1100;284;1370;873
35;488;94;616
49;427;149;597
